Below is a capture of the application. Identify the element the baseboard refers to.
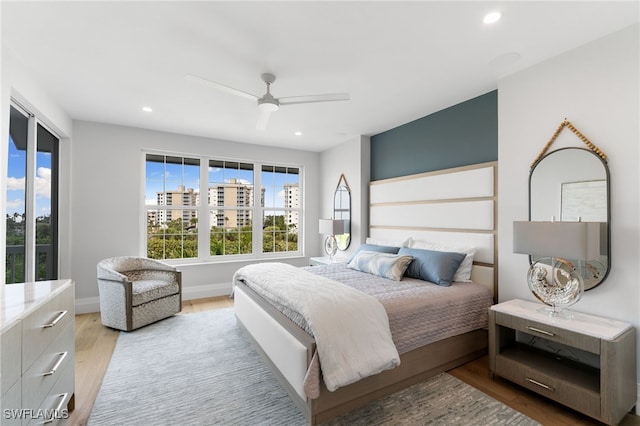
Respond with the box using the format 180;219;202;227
75;296;101;314
74;282;233;314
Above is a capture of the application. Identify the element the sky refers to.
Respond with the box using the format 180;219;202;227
5;142;299;219
5;135;52;218
144;158;299;210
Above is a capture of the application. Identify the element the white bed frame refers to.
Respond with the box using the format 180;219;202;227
234;161;498;424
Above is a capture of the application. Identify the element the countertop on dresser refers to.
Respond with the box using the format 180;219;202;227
0;280;74;333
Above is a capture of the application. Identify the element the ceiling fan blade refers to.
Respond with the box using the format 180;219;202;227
278;93;350;106
256;109;271;130
185;74;258;101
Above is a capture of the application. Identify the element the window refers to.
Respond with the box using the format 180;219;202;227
5;103;60;283
144;152;302;262
261;165;300;254
208;160;254;256
145;155;199;260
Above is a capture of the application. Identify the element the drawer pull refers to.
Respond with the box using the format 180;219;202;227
43;310;67;328
43;352;67;376
526;377;555;391
42;392;68;424
526;326;555;337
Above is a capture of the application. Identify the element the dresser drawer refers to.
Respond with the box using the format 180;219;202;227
1;321;22;396
495;348;600;419
494;311;600;354
27;360;74;426
22;322;75;412
0;379;22;426
22;285;74;373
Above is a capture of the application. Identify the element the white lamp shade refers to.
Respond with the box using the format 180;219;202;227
513;221;600;260
319;219;347;235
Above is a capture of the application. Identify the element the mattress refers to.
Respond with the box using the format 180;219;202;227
239;263;493;354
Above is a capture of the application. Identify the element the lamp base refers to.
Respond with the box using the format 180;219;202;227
324;235;337;259
536;306;574;320
527;257;583;314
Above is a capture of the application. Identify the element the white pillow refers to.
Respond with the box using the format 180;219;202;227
365;237;410;248
407;239;476;282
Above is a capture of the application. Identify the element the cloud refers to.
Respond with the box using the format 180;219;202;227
6;198;23;209
7;168;51;199
35;167;51;199
7;176;25;191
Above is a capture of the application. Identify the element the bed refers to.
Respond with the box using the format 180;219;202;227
233;162;498;425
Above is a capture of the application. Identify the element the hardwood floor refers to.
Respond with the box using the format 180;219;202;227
62;296;637;426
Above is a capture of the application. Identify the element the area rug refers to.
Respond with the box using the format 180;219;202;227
89;308;539;425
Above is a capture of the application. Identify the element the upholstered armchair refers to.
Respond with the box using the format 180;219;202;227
97;256;182;331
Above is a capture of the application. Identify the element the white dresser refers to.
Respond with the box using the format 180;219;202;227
1;280;75;425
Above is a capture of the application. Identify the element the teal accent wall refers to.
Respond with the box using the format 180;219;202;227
370;90;497;181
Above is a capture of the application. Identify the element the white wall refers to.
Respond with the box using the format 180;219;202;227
1;46;74;284
70;121;321;312
498;23;639;384
320;136;370;260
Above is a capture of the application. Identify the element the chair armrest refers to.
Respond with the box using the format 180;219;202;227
97;267;129;282
97;256;177;281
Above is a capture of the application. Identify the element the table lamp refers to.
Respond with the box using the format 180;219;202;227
319;219;347;259
513;221;600;318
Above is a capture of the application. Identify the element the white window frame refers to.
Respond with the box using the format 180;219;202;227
142;150;304;264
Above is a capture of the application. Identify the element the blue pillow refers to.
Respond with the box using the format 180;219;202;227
347;243;400;263
398;247;466;287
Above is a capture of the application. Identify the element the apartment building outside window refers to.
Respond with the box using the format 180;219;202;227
144;153;302;261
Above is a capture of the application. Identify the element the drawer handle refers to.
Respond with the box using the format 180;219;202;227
526;377;555;392
526;326;555;337
43;310;67;328
42;352;68;376
42;392;68;424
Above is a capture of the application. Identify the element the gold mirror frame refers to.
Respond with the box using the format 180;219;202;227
529;119;610;290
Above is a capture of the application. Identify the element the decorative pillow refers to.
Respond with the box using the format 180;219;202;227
407;239;476;282
346;243;401;263
365;237;410;248
347;251;413;281
398;247;466;287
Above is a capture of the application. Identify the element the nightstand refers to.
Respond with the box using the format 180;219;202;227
309;256;344;266
489;299;636;425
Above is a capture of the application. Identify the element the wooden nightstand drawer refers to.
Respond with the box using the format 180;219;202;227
495;346;600;419
489;299;635;425
494;311;600;354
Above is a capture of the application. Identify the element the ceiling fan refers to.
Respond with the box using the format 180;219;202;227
185;73;350;130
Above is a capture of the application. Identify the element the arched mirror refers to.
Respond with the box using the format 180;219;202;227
334;174;351;250
529;147;610;290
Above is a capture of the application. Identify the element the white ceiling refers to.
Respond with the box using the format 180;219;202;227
2;1;638;152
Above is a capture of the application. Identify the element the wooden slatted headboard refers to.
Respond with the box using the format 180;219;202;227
369;161;498;299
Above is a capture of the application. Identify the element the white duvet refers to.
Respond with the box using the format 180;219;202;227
233;262;400;392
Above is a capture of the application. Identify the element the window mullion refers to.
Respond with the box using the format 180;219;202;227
24;115;37;282
199;157;209;259
253;164;263;255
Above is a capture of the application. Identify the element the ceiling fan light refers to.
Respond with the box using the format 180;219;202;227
258;98;279;112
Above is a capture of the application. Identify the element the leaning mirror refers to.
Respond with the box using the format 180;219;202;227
334;174;351;250
529;147;610;290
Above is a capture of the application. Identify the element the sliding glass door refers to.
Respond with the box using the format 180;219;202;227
5;103;59;283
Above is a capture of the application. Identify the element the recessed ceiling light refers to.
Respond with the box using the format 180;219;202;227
142;106;153;113
483;11;502;24
294;131;302;136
